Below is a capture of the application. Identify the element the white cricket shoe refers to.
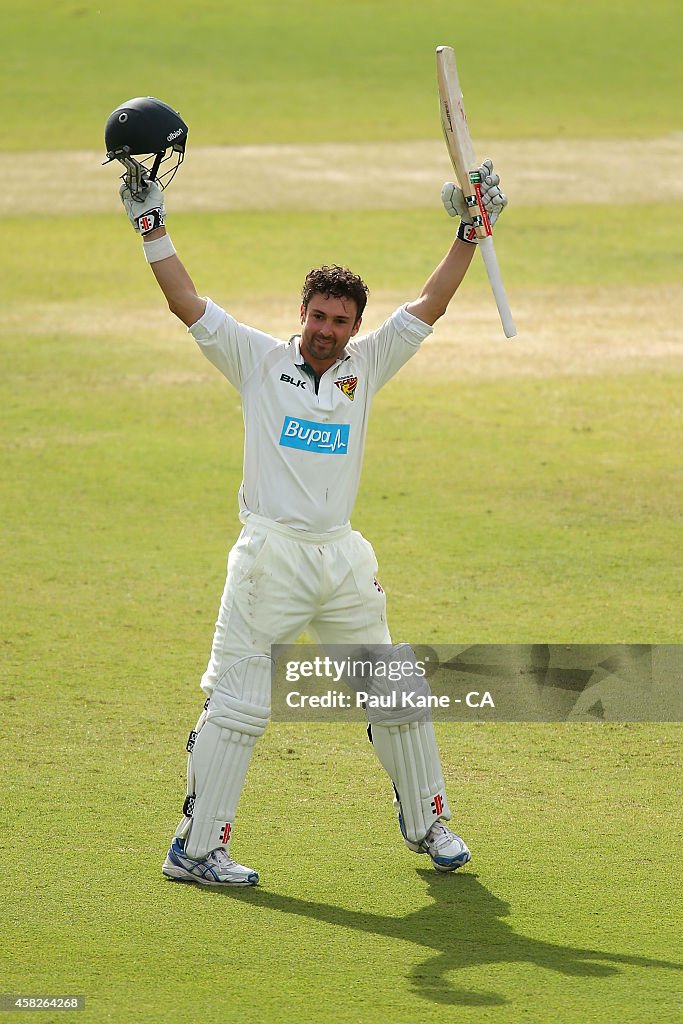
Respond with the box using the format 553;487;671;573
162;837;259;887
423;821;471;872
402;818;471;872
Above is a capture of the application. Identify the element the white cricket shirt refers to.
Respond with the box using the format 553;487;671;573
190;300;432;532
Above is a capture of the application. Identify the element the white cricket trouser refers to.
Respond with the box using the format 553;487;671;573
177;514;450;855
201;513;391;694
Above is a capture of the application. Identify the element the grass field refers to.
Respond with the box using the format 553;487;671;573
1;1;682;1021
2;0;681;146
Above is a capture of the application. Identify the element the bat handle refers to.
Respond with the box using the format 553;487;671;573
463;169;491;240
479;236;517;338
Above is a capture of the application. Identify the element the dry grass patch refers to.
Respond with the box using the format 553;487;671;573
2;137;681;215
404;285;683;380
5;286;681;383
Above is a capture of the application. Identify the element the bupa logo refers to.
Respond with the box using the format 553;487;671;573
279;416;349;455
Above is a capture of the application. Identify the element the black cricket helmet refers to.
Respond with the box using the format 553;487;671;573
103;96;188;190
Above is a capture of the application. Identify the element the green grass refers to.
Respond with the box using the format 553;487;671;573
3;195;682;645
2;197;682;1024
365;373;683;642
3;707;682;1023
3;202;683;305
1;205;681;660
1;0;681;149
2;4;682;1021
2;335;681;645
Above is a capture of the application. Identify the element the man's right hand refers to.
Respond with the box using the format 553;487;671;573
120;178;167;235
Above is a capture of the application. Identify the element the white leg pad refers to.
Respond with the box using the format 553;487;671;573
176;656;271;860
370;719;452;844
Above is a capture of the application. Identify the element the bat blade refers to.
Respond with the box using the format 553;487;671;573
436;45;516;339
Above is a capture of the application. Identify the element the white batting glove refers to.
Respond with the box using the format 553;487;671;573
479;159;507;226
120;178;166;235
442;158;507;243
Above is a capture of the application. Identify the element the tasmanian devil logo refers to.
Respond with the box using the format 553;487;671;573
334;376;358;401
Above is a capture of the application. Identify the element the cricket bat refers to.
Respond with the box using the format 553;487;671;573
436;45;517;339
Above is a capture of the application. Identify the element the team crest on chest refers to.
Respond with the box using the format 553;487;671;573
335;375;358;401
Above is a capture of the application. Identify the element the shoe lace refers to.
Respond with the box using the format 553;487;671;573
210;848;237;869
427;822;452;849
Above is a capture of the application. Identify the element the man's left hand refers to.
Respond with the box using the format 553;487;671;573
441;158;508;242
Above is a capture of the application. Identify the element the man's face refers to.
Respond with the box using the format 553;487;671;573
299;292;362;371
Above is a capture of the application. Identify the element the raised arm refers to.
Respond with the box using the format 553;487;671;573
405;237;476;326
406;159;507;327
120;180;206;328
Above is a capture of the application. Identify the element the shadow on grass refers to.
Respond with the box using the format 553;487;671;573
181;869;682;1007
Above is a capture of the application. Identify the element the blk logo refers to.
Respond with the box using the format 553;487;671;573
280;373;306;388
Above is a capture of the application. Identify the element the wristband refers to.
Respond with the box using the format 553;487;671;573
143;234;177;264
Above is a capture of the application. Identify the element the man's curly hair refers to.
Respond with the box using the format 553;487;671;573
301;265;369;320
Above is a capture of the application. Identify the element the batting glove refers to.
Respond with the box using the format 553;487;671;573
442;158;507;243
120;178;166;235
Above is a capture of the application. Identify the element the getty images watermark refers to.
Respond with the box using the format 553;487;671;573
280;652;493;713
270;645;683;722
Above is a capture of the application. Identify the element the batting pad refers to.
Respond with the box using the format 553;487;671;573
362;643;434;726
178;656;271;860
370;719;452;844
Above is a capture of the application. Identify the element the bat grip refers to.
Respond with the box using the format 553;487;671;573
472;181;491;237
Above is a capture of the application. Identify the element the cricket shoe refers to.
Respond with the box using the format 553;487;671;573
162;837;259;887
400;815;471;872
